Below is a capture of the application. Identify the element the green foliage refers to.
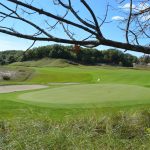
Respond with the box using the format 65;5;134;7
0;45;138;67
139;55;150;64
0;50;23;65
102;49;137;67
49;44;72;59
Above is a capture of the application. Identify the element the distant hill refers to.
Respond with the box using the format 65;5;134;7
11;58;74;67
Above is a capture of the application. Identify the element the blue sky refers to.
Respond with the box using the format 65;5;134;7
0;0;149;57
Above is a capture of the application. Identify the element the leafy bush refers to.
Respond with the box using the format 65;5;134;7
2;74;11;80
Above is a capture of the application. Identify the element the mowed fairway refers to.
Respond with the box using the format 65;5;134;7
14;65;150;108
19;83;150;107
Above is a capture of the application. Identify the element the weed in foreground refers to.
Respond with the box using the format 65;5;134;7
0;110;150;150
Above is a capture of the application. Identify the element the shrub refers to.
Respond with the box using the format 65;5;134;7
2;74;11;80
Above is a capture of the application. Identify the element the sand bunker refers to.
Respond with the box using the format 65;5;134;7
48;82;80;85
0;85;48;93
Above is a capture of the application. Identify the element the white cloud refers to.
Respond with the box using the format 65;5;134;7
137;3;149;11
118;2;150;21
112;16;124;21
141;15;150;21
119;3;136;10
119;2;150;12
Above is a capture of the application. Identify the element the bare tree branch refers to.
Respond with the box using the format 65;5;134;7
80;0;103;38
0;0;149;54
7;0;97;36
126;0;133;44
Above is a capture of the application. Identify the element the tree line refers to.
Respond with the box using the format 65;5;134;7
0;44;148;67
0;50;23;65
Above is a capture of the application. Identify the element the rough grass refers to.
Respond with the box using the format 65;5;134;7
0;111;150;150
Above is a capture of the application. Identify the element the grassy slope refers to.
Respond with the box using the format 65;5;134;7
11;58;150;85
26;66;150;86
10;58;71;67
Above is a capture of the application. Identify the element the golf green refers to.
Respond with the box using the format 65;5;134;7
19;84;150;107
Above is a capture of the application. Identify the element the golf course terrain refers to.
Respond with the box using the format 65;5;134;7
0;59;150;149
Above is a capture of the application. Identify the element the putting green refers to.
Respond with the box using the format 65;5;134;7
18;84;150;107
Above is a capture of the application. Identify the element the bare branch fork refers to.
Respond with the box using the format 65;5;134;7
0;0;149;54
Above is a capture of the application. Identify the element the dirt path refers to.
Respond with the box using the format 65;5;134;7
0;85;48;93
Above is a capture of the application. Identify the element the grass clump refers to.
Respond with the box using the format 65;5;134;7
0;110;150;150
